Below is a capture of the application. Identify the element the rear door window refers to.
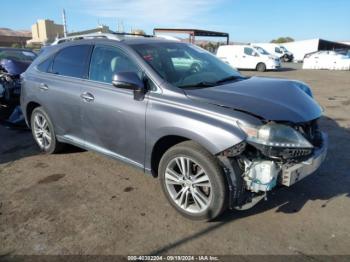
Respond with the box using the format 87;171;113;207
52;45;91;78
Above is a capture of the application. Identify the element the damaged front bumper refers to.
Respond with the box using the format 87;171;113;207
222;132;328;210
281;132;328;186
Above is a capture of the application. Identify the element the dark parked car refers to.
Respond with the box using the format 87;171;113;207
21;36;327;221
0;48;37;121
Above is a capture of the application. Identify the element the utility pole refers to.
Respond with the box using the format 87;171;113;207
120;20;124;33
62;9;68;37
116;18;125;32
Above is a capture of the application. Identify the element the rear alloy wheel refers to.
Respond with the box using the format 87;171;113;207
190;63;201;73
159;141;228;221
256;62;266;72
31;107;64;154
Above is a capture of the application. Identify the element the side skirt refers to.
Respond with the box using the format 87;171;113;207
57;135;148;174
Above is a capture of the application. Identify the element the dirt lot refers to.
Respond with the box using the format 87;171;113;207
1;64;349;256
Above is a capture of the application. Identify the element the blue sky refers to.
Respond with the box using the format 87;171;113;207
2;0;350;42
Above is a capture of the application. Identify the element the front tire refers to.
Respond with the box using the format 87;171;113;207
283;55;290;62
159;141;228;221
256;62;266;72
31;107;64;154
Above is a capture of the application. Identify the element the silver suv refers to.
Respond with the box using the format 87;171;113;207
21;37;327;221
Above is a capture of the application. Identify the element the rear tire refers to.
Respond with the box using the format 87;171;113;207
159;141;228;221
30;107;64;154
256;62;266;72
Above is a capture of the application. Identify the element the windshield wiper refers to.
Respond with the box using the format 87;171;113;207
215;75;243;85
178;75;244;88
178;81;216;88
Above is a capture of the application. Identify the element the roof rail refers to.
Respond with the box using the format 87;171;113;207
51;31;154;46
112;32;155;38
50;33;121;45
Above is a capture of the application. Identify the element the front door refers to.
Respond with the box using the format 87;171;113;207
81;44;147;167
242;47;259;69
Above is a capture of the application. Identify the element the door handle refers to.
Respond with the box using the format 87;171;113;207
39;83;49;91
80;92;94;102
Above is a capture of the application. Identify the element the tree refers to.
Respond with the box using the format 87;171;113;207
26;43;42;51
270;37;294;43
11;43;22;48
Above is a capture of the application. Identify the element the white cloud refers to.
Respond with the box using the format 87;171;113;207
80;0;222;29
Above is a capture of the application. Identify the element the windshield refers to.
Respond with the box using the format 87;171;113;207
130;42;242;88
0;50;37;62
253;46;270;55
280;46;288;52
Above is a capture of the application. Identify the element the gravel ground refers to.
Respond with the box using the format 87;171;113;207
0;64;349;257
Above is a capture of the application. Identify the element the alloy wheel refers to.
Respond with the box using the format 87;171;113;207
33;112;52;150
165;156;212;213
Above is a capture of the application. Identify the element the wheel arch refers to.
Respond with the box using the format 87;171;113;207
26;101;41;126
150;135;190;177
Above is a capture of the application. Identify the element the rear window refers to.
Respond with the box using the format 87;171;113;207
52;45;91;78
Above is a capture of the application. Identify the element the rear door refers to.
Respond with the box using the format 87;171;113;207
33;44;92;141
81;44;148;167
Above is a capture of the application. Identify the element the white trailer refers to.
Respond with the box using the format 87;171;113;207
303;51;350;70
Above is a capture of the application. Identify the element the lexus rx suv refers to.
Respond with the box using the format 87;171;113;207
21;36;327;221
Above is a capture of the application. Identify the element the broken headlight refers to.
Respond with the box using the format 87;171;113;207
238;122;313;159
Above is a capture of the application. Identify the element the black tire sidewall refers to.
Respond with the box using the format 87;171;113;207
159;141;228;221
30;107;58;154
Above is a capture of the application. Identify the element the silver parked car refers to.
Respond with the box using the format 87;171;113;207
21;36;327;221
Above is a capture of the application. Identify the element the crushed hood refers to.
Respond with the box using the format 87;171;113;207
185;76;322;123
0;59;31;75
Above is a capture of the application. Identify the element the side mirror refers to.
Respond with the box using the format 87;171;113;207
112;72;145;101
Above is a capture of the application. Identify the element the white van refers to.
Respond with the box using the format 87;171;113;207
216;45;281;72
253;43;294;62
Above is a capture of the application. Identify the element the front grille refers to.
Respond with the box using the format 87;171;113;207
282;148;312;158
